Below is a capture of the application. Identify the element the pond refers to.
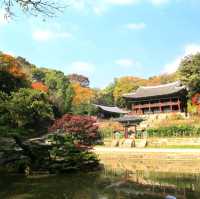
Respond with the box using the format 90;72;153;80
1;157;200;199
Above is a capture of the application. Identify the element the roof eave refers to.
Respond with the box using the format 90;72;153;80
127;88;187;99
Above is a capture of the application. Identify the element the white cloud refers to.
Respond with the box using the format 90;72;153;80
106;0;139;5
93;6;106;15
94;0;139;15
184;44;200;55
69;61;95;76
164;44;200;74
70;0;170;15
125;22;146;30
32;30;72;41
149;0;170;6
115;58;140;69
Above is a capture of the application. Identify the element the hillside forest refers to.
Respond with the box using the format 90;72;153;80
1;51;200;173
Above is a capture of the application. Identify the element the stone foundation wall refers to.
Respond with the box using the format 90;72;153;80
147;137;200;147
104;137;200;148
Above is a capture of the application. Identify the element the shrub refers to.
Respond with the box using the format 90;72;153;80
147;125;200;137
49;114;99;145
48;134;99;173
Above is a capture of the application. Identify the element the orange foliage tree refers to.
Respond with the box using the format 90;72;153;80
0;53;26;79
148;73;178;86
31;82;48;93
72;83;95;106
113;76;147;106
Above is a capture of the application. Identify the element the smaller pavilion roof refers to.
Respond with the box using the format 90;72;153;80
95;104;129;114
114;115;144;124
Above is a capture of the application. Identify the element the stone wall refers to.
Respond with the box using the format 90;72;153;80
147;137;200;147
104;137;200;148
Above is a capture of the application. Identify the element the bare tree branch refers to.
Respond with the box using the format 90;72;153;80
1;0;66;18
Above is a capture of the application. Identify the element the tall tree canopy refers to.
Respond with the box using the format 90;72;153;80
1;88;54;134
0;53;30;93
71;82;95;106
0;53;26;79
113;76;146;107
95;83;115;106
44;70;74;115
178;53;200;96
32;68;46;82
0;71;29;94
67;74;90;87
71;82;96;115
148;73;178;86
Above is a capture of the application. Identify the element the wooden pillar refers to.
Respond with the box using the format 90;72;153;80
149;101;151;113
178;98;181;112
134;125;137;133
124;126;128;139
139;105;141;115
159;99;162;113
170;97;173;112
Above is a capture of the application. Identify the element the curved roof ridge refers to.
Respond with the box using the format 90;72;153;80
123;80;186;99
140;81;180;89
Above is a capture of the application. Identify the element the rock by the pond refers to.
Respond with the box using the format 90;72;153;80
122;139;134;148
111;140;119;147
119;139;125;147
135;139;147;148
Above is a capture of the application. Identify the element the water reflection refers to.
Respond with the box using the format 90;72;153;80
0;158;200;199
101;156;200;199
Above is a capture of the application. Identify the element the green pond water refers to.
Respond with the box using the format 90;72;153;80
0;159;200;199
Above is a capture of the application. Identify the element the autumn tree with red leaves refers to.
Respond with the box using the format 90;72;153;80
31;82;48;93
49;114;99;145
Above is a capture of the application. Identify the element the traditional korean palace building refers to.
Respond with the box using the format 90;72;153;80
123;81;188;115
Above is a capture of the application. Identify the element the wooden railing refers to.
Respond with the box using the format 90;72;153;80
133;101;180;109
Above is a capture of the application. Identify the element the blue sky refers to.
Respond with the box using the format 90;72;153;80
1;0;200;88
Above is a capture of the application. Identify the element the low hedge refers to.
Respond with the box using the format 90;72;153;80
147;125;200;137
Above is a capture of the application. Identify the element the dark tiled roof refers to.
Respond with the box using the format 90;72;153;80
114;115;144;123
95;105;129;114
123;81;186;99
